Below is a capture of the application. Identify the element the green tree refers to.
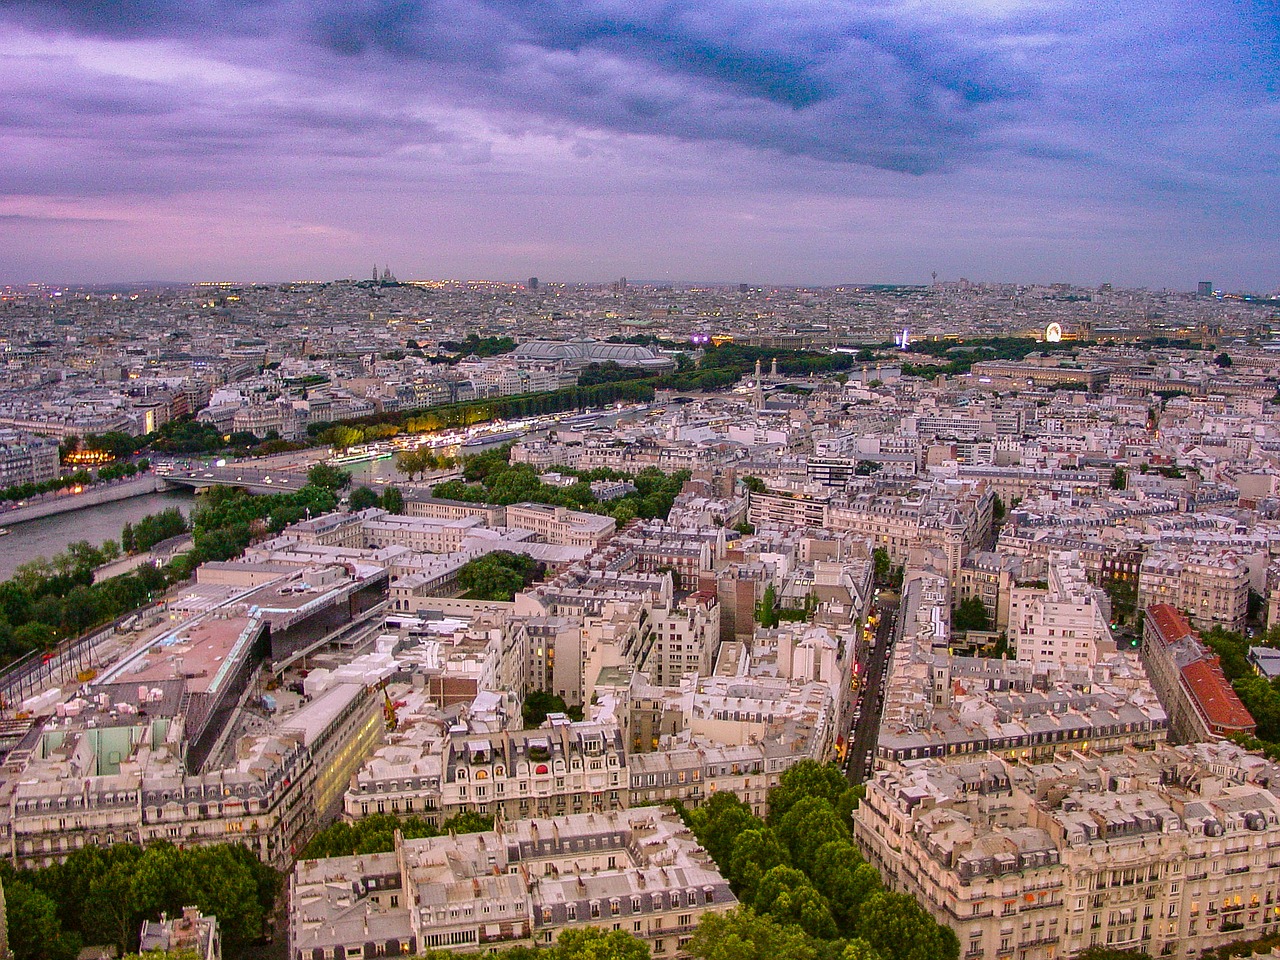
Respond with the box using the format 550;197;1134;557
5;879;81;960
742;475;766;494
858;892;958;960
775;796;850;867
767;759;853;826
523;690;570;728
841;940;885;960
548;927;651;960
951;596;990;634
13;621;56;652
306;462;352;490
872;547;891;585
688;791;760;867
440;811;494;835
808;842;880;938
687;908;819;960
395;449;430;481
752;865;839;940
486;464;543;505
380;485;405;514
175;844;267;949
457;551;540;602
1110;465;1127;490
347;486;381;512
81;859;139;951
756;582;780;629
726;828;791;904
1215;352;1233;367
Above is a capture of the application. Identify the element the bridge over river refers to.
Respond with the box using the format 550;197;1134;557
161;466;308;494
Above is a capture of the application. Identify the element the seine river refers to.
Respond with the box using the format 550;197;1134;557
0;455;425;581
0;490;195;580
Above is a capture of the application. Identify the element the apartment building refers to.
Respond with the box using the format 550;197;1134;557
955;550;1026;633
504;503;617;548
746;488;830;528
877;564;1166;767
1139;550;1250;632
1141;603;1255;742
289;808;734;959
346;716;627;825
1009;551;1116;670
401;493;506;526
0;431;60;487
636;592;721;688
854;743;1280;960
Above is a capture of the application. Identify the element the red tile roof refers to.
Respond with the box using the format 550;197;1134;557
1180;657;1256;735
1146;603;1193;647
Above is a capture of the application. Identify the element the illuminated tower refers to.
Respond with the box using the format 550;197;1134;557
753;358;764;410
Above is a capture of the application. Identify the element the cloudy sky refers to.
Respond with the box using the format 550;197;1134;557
1;0;1277;289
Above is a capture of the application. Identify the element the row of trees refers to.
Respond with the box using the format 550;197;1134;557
1;459;152;505
1;841;278;960
1;468;90;505
120;507;188;554
394;447;456;480
0;536;170;668
432;446;689;527
895;337;1080;379
439;334;517;358
347;485;405;514
301;811;493;859
683;760;958;960
393;380;657;434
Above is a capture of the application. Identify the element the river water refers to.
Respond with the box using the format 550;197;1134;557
0;489;195;580
0;457;426;581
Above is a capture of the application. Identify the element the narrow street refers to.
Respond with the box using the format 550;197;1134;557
845;595;898;785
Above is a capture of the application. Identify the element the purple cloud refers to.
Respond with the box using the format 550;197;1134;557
0;0;1276;288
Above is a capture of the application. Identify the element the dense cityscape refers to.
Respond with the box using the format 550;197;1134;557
0;276;1275;960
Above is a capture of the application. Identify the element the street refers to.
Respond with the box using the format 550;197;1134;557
845;594;898;785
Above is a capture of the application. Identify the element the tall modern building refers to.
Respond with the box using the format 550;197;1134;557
1198;280;1213;296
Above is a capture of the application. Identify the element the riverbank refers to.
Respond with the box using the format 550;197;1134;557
0;488;194;580
0;474;164;528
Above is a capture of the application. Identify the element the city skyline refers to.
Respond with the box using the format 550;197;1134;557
2;0;1278;290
